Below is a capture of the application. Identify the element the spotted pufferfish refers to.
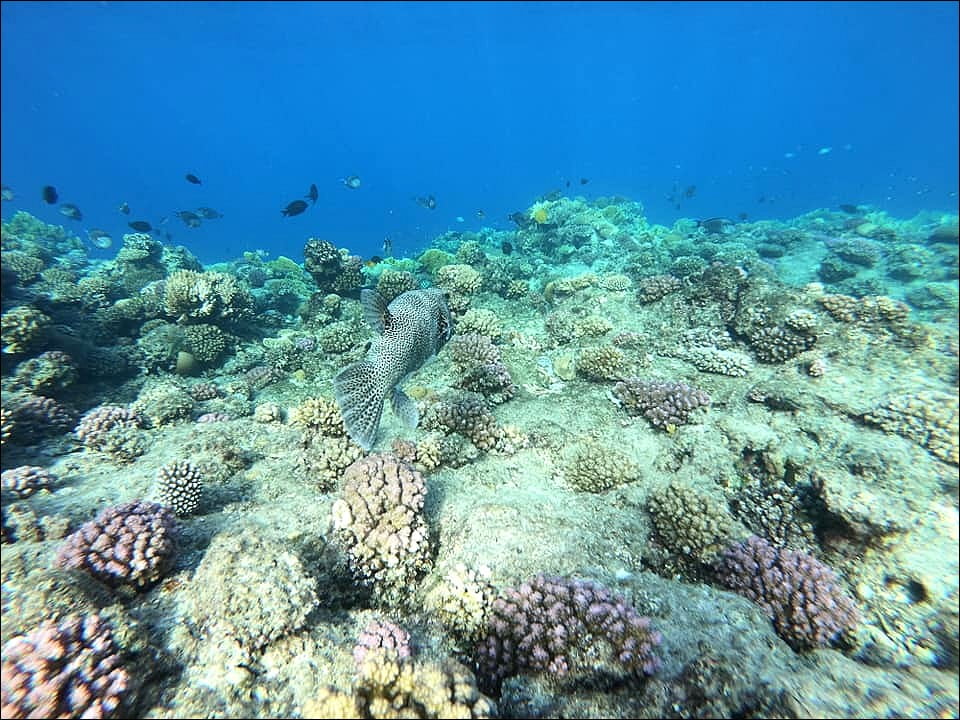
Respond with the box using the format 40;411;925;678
333;288;452;450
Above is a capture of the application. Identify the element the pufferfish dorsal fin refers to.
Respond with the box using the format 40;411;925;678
361;289;391;335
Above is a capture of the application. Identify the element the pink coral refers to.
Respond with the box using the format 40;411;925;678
55;500;178;590
1;614;132;718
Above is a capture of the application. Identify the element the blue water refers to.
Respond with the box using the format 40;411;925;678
1;1;957;264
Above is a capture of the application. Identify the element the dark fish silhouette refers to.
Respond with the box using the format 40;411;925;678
305;183;318;204
683;185;697;199
176;210;202;228
838;204;861;214
282;199;308;217
42;186;58;204
476;209;485;220
59;203;82;220
383;237;393;256
185;173;202;185
195;207;223;219
580;177;589;185
501;240;513;255
415;195;437;210
1;186;13;201
342;175;361;189
118;201;130;215
509;211;532;229
128;220;152;232
697;217;733;234
87;229;113;249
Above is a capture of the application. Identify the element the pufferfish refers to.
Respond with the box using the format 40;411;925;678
334;288;452;450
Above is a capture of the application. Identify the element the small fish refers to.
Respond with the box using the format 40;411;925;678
501;240;513;255
1;185;14;201
415;195;437;210
42;185;58;204
697;217;733;234
195;207;223;219
383;237;393;256
176;210;202;228
580;177;589;185
838;204;861;214
783;152;796;159
87;228;113;249
185;173;202;184
509;211;531;228
683;184;697;199
282;199;308;217
565;180;571;188
737;212;749;221
334;288;452;450
128;220;152;232
342;175;361;189
305;183;318;204
118;201;130;215
365;255;383;268
59;203;82;220
456;216;465;223
476;209;485;220
817;147;832;155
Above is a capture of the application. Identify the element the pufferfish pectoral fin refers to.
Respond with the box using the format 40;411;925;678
361;289;390;334
391;387;420;429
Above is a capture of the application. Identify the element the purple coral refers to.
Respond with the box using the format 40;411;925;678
74;406;142;450
475;574;661;693
10;394;76;438
353;618;413;667
1;614;132;719
1;465;57;499
613;378;710;430
55;500;178;590
713;535;859;650
447;333;517;401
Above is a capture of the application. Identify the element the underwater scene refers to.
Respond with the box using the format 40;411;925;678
1;2;958;718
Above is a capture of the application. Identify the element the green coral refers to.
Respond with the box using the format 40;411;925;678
576;345;627;381
418;248;457;275
563;439;639;492
164;269;254;325
1;306;50;354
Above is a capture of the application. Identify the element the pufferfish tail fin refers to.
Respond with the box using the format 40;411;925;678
333;359;387;451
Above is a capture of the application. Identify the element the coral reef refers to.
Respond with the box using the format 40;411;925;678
1;465;56;499
713;535;859;650
562;439;639;492
74;406;146;462
331;454;433;605
155;460;203;516
352;618;412;667
1;614;133;719
862;390;959;465
54;500;178;591
647;481;743;571
475;574;661;693
612;378;711;430
163;269;254;325
180;526;318;656
304;652;495;719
